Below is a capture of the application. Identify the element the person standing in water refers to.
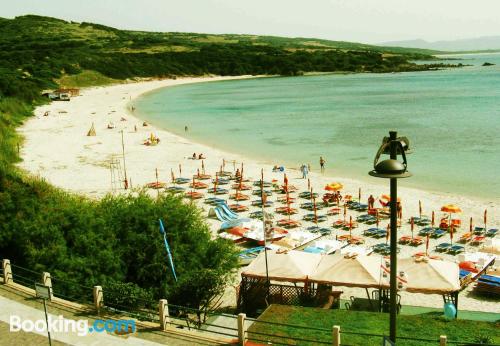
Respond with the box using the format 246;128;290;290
319;156;326;173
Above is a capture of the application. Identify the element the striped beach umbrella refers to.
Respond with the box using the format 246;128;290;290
325;182;343;191
419;200;422;219
411;217;415;239
484;209;487;229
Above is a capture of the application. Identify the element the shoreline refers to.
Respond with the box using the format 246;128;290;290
17;76;499;313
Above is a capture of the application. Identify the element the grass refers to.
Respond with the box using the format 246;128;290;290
55;70;120;88
247;305;500;346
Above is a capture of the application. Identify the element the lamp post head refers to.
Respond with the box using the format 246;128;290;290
369;131;412;179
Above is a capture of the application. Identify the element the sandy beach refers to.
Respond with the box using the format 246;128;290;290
18;76;499;313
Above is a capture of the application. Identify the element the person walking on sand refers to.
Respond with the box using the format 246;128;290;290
320;156;326;173
368;194;375;210
397;201;403;220
301;164;308;179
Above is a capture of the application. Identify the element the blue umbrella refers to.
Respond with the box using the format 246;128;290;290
159;219;178;281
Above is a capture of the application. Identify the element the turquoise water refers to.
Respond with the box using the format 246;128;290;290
135;53;500;201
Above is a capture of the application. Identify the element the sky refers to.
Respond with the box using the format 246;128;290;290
2;0;500;44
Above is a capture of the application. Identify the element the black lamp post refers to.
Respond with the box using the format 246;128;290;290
369;131;411;344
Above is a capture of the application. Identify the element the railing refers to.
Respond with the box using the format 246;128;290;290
1;258;497;346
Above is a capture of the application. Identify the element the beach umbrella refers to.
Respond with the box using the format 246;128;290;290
376;209;380;227
425;234;430;256
441;204;462;214
241;162;244;181
411;217;415;239
469;217;473;234
386;224;390;244
484;209;487;230
431;211;435;227
213;173;218;193
419;200;422;219
171;169;175;184
179;164;182;176
343;203;347;223
219;165;223;174
441;204;462;230
284;174;288;190
197;168;201;179
155;168;159;189
307;178;311;191
223;159;226;171
313;189;318;225
358;187;361;202
201;160;205;175
349;215;353;238
379;194;400;207
450;224;454;245
325;182;343;191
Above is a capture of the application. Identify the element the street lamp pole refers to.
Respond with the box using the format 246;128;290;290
388;131;398;343
368;130;412;344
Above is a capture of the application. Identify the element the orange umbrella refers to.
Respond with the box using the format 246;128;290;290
325;182;343;191
343;203;347;222
379;194;400;207
201;160;205;175
441;204;462;214
358;187;361;202
307;178;311;191
171;169;175;183
470;217;473;233
419;200;422;218
386;224;390;244
425;234;430;256
431;211;435;227
179;164;182;176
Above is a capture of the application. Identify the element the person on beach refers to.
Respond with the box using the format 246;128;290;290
192;153;197;159
368;195;375;209
235;168;241;178
185;125;188;132
301;164;308;179
397;201;403;220
198;153;205;159
320;156;326;173
134;125;137;132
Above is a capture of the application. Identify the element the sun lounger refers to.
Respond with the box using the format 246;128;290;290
251;200;273;207
175;177;191;184
276;219;301;228
220;218;252;230
213;178;230;185
303;214;327;222
229;204;249;213
473;227;485;235
435;242;452;252
298;191;319;199
448;245;465;254
252;189;272;196
166;186;185;193
431;229;446;238
470;235;486;245
253;180;272;187
486;228;498;237
459;232;472;243
184;191;204;199
307;226;333;235
204;197;225;205
328;207;341;215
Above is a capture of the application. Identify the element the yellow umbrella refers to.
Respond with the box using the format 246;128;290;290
325;182;343;191
441;204;462;214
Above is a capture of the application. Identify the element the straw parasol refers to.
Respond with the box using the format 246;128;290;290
398;257;460;294
242;250;322;283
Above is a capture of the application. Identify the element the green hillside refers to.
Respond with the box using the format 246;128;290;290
0;14;457;95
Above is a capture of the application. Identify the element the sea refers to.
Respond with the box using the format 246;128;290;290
135;53;500;202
